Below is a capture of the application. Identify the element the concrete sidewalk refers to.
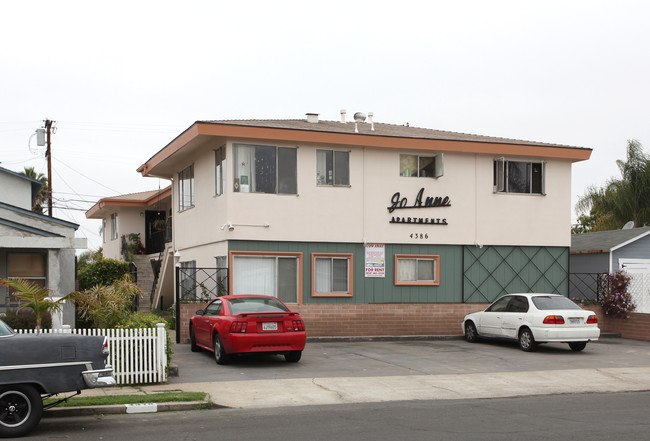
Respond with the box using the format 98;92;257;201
70;366;650;412
143;366;650;408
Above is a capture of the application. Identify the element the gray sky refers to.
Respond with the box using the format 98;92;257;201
2;0;649;251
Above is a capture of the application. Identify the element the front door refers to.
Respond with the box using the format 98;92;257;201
145;210;166;254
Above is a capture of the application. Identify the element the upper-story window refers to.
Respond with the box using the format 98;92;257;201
493;158;545;194
215;146;226;196
179;165;195;211
233;144;297;194
110;213;118;240
400;154;444;178
317;150;350;186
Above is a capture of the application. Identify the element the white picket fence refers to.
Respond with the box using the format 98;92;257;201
16;323;168;385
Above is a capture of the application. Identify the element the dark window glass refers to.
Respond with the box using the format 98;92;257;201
532;295;581;310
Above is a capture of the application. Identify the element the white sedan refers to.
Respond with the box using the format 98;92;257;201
462;293;600;352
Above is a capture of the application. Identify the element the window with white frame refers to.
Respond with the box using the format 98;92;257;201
215;255;228;297
179;260;197;300
179;165;195;211
493;158;545;194
215;146;226;196
232;253;300;303
232;144;297;194
400;153;444;178
110;213;118;240
312;253;353;297
316;150;350;186
395;254;440;286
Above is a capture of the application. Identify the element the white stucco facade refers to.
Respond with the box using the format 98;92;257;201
168;140;574;266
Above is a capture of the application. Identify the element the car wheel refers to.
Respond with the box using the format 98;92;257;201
569;342;587;352
189;325;200;352
284;351;302;363
518;328;536;352
464;322;479;343
213;335;230;365
0;385;43;438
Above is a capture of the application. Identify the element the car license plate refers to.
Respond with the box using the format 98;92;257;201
262;322;278;331
569;318;581;325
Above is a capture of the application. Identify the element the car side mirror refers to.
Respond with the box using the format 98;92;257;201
195;310;205;316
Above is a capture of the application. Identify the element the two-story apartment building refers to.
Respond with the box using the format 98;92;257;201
137;112;591;340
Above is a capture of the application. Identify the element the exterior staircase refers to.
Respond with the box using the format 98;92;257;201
131;254;156;313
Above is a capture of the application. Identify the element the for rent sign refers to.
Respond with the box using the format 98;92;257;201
365;243;385;278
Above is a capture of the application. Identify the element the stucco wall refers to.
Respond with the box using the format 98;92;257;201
0;171;33;210
171;141;574;268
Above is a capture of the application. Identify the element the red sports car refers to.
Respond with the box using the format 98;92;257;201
189;295;306;364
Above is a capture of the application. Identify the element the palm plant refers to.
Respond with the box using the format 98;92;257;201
576;140;650;231
0;278;67;332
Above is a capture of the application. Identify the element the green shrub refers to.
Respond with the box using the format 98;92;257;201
78;258;130;291
70;274;140;328
116;312;173;368
1;309;52;330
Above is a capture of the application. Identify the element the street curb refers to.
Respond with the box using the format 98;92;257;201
307;335;464;342
307;332;621;342
43;401;222;418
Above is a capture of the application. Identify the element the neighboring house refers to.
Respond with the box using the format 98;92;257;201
0;166;86;327
570;226;650;312
136;112;592;340
85;186;172;309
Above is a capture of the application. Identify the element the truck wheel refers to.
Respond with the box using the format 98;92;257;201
0;384;43;438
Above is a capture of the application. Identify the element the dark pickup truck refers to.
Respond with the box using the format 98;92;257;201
0;318;115;438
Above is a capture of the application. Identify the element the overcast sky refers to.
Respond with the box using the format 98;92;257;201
2;0;649;251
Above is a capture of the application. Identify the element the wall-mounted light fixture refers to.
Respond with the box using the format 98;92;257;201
174;250;181;266
220;223;269;231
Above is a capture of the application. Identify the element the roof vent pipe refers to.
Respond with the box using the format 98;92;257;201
306;113;319;123
340;109;347;123
368;112;374;131
353;112;366;133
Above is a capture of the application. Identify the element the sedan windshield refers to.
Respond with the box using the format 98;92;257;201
227;297;290;314
532;295;581;311
0;319;14;337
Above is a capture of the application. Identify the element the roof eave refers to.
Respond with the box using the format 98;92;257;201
138;121;592;179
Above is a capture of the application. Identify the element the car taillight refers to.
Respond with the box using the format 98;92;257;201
230;321;248;333
543;315;565;324
587;315;598;324
102;337;110;357
292;319;305;331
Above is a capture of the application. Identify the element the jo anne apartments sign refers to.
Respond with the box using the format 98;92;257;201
388;187;450;225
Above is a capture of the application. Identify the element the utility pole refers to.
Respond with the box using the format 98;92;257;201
44;119;54;217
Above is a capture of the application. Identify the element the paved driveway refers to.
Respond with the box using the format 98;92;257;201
167;336;650;384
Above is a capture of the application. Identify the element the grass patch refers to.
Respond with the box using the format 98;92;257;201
45;391;207;407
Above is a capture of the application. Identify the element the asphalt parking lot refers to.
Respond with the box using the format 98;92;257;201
167;336;650;384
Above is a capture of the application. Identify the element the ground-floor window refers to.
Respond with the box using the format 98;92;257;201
394;254;440;286
312;253;353;297
231;252;301;303
179;260;197;300
3;253;47;310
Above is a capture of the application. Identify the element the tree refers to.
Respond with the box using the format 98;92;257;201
575;140;650;232
19;166;49;214
0;278;67;332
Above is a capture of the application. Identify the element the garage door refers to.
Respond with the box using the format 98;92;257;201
619;259;650;313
